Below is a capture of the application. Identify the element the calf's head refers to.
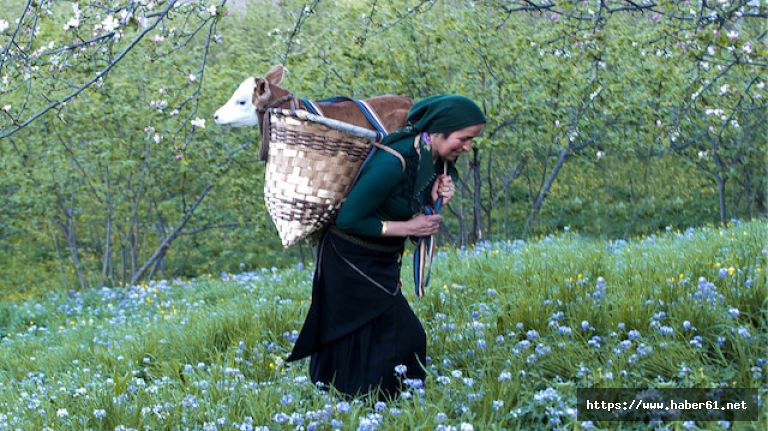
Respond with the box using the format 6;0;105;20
213;65;287;127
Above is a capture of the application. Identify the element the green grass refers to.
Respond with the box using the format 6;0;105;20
0;221;765;430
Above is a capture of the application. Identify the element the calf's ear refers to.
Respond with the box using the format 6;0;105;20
252;78;270;104
264;64;285;85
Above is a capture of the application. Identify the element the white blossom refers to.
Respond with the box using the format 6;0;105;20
64;8;80;31
691;87;703;100
589;86;602;100
0;19;9;33
119;10;132;24
191;118;205;128
101;15;119;32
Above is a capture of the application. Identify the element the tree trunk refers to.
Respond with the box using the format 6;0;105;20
102;204;112;286
469;148;483;243
131;184;213;285
756;186;767;215
59;207;89;291
485;150;494;239
711;147;728;226
447;200;466;249
523;148;569;238
121;243;128;286
148;198;169;281
102;170;113;286
716;174;728;226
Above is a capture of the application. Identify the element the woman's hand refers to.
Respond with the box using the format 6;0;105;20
407;213;442;237
431;174;455;206
381;214;442;237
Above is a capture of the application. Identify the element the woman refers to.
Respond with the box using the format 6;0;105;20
287;94;486;398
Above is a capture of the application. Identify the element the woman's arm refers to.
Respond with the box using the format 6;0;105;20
335;153;404;236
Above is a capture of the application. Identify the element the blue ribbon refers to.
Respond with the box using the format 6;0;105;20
413;195;442;297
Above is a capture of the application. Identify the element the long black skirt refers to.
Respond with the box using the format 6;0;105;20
287;227;426;398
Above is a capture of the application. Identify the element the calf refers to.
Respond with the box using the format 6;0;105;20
214;64;412;134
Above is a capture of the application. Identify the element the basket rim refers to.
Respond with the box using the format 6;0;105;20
268;108;382;141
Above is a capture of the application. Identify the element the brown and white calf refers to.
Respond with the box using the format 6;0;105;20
213;64;412;133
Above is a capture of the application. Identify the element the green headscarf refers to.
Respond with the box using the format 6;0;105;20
380;94;486;146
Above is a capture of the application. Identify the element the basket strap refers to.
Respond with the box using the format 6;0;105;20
358;100;389;134
299;98;325;116
313;96;389;136
257;93;300;162
371;141;405;172
258;110;270;161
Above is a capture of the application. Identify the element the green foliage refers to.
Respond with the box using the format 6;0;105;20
0;1;765;295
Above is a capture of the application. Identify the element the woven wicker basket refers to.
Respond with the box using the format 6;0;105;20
263;109;380;247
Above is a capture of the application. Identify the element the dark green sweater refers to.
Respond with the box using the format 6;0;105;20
335;135;457;237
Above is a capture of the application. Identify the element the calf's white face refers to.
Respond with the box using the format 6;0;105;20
213;77;258;127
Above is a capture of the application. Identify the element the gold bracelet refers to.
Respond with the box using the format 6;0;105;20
381;221;388;236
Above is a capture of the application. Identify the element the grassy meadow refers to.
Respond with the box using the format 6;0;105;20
0;221;766;430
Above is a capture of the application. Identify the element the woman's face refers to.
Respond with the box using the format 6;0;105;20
432;124;485;162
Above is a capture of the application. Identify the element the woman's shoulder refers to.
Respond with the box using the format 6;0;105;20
366;134;417;172
386;134;418;155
